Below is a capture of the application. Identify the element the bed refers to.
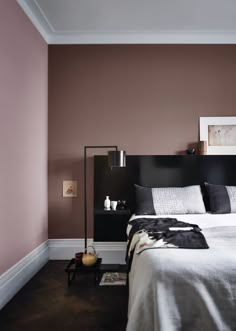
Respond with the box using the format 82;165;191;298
126;185;236;331
93;155;236;331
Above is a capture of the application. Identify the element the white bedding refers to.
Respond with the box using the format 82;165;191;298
126;213;236;331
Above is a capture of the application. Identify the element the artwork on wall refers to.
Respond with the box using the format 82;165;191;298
200;117;236;155
63;180;77;197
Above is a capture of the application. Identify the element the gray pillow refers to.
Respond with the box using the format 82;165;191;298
135;184;206;215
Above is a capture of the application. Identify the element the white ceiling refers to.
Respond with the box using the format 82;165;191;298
17;0;236;44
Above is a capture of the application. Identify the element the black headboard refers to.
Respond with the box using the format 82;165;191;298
94;155;236;212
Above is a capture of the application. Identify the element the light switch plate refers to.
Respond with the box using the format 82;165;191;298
63;180;77;197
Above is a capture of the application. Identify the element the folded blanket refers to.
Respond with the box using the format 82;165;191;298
126;217;209;271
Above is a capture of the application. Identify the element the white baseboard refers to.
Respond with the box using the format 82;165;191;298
0;241;49;310
48;239;92;260
0;239;127;310
48;239;127;264
93;241;127;264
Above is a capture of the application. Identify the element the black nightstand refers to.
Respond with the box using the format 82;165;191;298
94;209;131;242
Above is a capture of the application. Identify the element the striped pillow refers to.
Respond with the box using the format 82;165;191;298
135;184;206;215
205;183;236;214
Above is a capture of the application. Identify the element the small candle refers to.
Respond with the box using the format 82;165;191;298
199;141;207;155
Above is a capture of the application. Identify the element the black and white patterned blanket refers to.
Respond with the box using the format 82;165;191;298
126;217;209;271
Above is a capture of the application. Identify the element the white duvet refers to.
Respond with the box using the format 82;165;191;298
126;213;236;331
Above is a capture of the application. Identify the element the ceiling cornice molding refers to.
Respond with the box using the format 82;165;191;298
50;31;236;45
17;0;51;43
17;0;236;45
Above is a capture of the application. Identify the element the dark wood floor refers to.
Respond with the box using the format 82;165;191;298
0;261;128;331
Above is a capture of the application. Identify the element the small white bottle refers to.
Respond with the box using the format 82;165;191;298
104;196;111;210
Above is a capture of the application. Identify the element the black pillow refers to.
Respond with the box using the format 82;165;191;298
204;183;236;214
135;184;155;215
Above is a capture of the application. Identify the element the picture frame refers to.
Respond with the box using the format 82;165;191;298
63;180;77;197
199;117;236;155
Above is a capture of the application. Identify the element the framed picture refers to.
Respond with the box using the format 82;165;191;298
200;117;236;155
63;180;77;197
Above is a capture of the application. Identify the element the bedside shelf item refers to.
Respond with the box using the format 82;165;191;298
65;258;102;286
65;258;127;287
94;209;131;242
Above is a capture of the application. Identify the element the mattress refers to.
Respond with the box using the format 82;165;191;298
126;213;236;331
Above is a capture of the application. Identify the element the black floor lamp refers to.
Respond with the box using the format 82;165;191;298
83;146;126;249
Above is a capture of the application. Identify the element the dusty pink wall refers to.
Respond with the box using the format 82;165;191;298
48;45;236;239
0;0;48;274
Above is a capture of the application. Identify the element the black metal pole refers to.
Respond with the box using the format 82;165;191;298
84;146;87;250
83;146;117;250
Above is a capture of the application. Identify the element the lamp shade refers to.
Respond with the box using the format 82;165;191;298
108;150;126;168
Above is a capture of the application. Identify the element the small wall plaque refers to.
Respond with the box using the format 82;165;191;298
63;180;77;197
